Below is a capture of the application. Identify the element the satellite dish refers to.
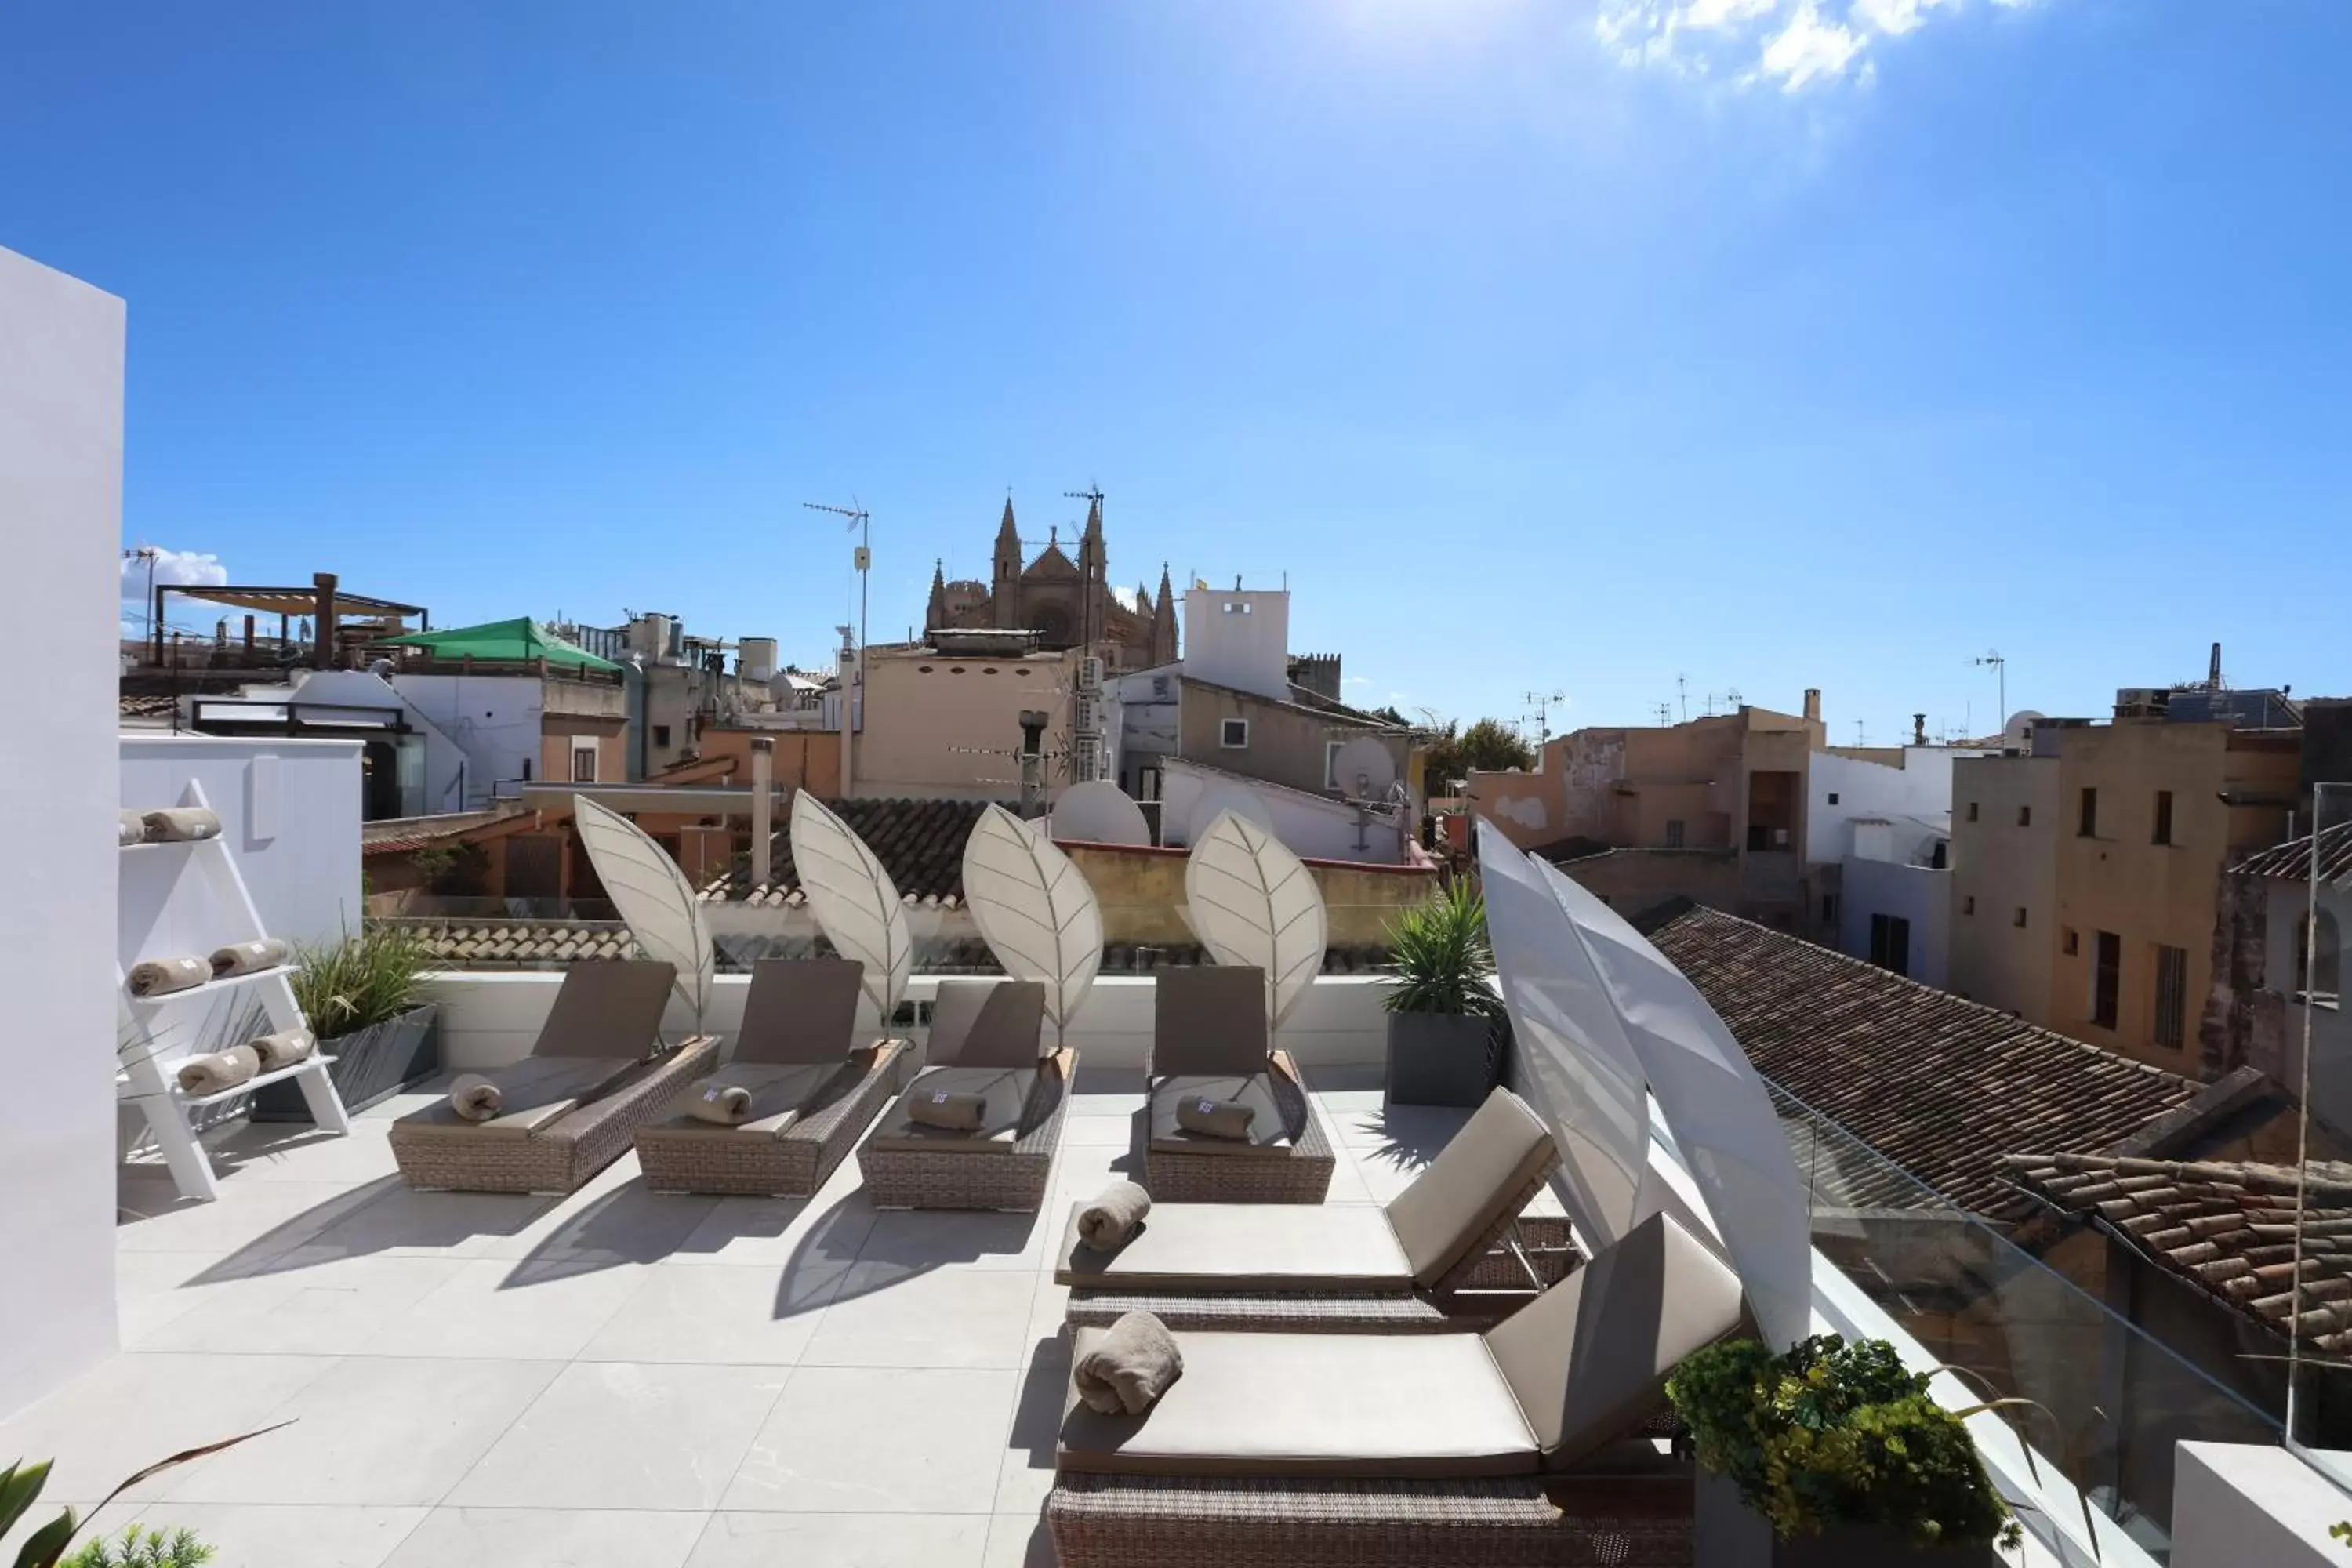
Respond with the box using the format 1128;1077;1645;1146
2003;710;2045;746
1330;736;1399;799
1049;782;1150;847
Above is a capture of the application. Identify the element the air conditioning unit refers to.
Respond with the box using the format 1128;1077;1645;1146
1073;696;1100;735
1076;656;1104;694
1070;735;1105;783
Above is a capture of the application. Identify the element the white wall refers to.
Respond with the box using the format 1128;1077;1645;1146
1158;757;1408;862
1809;747;1973;865
1179;586;1290;701
1;245;124;1417
1838;857;1952;988
120;735;364;948
2172;1443;2343;1568
419;970;1393;1073
390;672;545;809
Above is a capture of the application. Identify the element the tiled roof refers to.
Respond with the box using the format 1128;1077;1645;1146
1642;902;2203;1218
2003;1152;2352;1351
361;811;506;858
395;919;641;967
699;797;992;906
2234;823;2352;889
118;692;178;720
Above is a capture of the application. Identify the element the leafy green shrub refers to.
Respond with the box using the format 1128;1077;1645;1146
1381;881;1503;1018
290;926;428;1039
61;1527;214;1568
1667;1334;2018;1549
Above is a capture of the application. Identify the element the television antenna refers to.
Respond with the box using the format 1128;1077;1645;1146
1653;702;1673;727
1969;649;2006;724
1676;673;1688;725
1522;690;1565;746
804;499;870;660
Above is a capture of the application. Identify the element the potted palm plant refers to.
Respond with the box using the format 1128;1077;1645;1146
1668;1334;2020;1566
251;926;439;1120
1381;880;1505;1108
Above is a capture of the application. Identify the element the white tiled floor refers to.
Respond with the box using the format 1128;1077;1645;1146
8;1065;1487;1568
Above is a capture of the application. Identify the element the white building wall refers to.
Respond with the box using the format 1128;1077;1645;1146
1157;757;1407;863
1;245;124;1417
388;671;544;808
1178;586;1290;701
1809;747;1973;865
2263;879;2352;1137
120;736;365;947
1838;857;1953;988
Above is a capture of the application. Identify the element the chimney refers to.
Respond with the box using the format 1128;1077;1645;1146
1802;688;1821;724
1912;713;1927;746
312;572;339;669
750;738;775;887
2209;641;2223;688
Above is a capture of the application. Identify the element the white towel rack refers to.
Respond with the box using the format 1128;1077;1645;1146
117;779;350;1202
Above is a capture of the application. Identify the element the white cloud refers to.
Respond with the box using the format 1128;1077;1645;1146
1756;3;1865;89
1850;0;1954;34
1595;0;2029;95
121;546;227;600
1343;675;1372;688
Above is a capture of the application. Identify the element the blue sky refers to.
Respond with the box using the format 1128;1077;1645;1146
8;1;2347;745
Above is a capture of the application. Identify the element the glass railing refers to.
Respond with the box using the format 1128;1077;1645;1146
2289;781;2352;1494
1762;1076;2284;1562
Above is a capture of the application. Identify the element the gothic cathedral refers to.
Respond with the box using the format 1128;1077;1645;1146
925;496;1178;671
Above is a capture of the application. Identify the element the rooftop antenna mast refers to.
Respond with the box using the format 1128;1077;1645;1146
1969;649;2005;724
1653;702;1673;727
1522;690;1565;748
1676;673;1688;725
804;499;871;660
1064;485;1105;649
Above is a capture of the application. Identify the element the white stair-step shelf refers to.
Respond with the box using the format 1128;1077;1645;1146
117;779;350;1203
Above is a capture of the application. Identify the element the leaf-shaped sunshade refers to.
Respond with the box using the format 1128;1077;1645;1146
1182;810;1327;1032
789;791;911;1022
962;804;1104;1048
574;794;713;1027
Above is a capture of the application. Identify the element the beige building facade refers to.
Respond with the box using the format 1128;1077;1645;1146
1948;750;2062;1018
853;637;1076;802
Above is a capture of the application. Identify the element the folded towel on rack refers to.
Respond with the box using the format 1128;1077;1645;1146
118;810;147;847
128;956;210;997
684;1081;756;1125
210;938;289;977
249;1029;315;1070
176;1044;261;1096
1074;1310;1185;1415
1077;1181;1153;1250
142;808;222;842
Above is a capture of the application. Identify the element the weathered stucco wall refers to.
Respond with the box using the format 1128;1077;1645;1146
1063;840;1435;948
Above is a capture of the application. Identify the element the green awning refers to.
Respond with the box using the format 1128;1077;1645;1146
382;617;620;672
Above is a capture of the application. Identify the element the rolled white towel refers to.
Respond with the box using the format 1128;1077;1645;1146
143;808;222;842
118;810;147;847
249;1029;315;1070
684;1082;756;1126
1075;1310;1185;1416
448;1073;503;1122
177;1044;261;1096
128;956;211;998
1077;1181;1152;1250
210;938;290;977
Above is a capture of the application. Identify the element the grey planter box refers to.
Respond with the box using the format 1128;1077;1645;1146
251;1002;441;1121
1693;1469;2002;1568
1384;1012;1498;1109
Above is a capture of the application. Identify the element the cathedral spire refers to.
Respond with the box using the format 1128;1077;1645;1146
1151;562;1178;666
996;496;1018;546
926;559;947;633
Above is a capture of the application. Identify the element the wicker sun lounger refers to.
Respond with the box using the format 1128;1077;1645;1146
1061;1087;1567;1334
1145;966;1334;1203
635;957;909;1197
389;960;717;1195
857;978;1071;1210
1048;1210;1742;1568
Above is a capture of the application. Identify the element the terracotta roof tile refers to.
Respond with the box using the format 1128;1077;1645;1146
1644;904;2203;1219
396;920;642;968
2005;1152;2352;1348
2234;822;2352;888
697;797;991;904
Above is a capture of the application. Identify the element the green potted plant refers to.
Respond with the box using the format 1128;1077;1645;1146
252;925;438;1120
1381;880;1506;1108
1668;1334;2020;1566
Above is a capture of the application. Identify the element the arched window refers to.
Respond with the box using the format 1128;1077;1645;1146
2297;908;2342;1010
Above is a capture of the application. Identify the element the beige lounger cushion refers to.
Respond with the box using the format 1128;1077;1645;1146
1148;1073;1293;1156
1058;1330;1537;1479
1383;1088;1559;1287
412;1057;638;1137
1054;1201;1412;1290
866;1066;1039;1155
1483;1210;1745;1470
735;958;866;1064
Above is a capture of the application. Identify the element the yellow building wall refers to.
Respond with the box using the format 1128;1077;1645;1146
1948;753;2063;1020
1062;842;1436;949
